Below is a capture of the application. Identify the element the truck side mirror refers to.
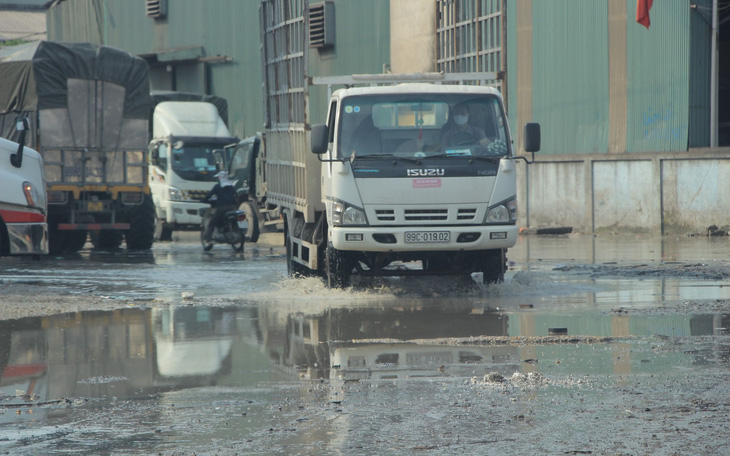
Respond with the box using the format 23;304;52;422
311;124;328;155
523;122;541;153
10;117;30;168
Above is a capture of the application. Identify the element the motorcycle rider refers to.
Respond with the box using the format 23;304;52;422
202;170;237;244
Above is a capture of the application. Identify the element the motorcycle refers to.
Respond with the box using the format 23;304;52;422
198;206;248;252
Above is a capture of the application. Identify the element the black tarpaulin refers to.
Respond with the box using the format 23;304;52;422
0;41;151;145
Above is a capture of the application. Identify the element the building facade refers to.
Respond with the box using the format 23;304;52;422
41;0;730;234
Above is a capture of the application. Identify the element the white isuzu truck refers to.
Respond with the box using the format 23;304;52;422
261;1;539;288
148;98;238;240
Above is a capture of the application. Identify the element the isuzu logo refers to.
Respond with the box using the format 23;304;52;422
407;168;445;177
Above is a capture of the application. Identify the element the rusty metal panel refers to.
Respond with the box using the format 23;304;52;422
608;0;627;154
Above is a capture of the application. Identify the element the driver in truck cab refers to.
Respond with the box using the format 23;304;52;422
441;103;489;148
202;171;237;242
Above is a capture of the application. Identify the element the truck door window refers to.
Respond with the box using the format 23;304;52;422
327;101;337;145
155;143;168;171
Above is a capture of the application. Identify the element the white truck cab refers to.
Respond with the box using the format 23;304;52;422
148;101;238;240
0;117;48;256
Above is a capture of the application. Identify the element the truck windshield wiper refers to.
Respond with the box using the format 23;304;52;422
426;153;503;163
358;153;423;163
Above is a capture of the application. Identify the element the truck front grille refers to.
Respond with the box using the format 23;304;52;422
373;207;479;223
404;209;447;221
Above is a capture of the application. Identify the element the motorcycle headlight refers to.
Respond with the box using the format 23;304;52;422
332;200;368;226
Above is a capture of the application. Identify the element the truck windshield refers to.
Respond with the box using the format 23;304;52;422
170;145;224;181
337;94;510;160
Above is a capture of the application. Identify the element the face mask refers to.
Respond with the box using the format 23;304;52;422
454;114;468;126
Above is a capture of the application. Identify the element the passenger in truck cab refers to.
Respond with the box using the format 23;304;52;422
441;103;489;148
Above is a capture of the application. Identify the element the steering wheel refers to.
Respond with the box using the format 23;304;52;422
450;131;476;147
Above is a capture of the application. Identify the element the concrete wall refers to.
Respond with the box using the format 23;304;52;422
390;0;436;73
517;151;730;235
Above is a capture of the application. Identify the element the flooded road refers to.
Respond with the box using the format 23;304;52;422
1;233;730;455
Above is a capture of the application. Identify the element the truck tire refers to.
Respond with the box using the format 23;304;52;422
325;242;350;289
480;249;506;284
126;195;155;250
90;230;123;250
239;201;260;243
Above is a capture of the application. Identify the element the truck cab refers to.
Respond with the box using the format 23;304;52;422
0;118;48;256
148;101;237;240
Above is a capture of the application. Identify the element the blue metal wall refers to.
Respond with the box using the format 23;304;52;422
45;0;390;139
506;0;712;155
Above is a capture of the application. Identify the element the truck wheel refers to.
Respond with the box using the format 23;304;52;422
325;242;350;289
65;230;88;253
480;249;506;284
154;218;173;241
90;230;123;250
126;195;155;250
239;201;260;243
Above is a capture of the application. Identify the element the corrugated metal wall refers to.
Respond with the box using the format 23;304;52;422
506;0;711;156
626;0;690;153
46;0;390;139
531;1;611;155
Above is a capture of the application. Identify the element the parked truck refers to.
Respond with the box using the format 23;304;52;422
225;134;283;243
147;92;238;241
0;117;48;257
260;0;539;288
0;41;155;254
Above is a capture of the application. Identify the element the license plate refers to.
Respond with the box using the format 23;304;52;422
406;352;453;365
237;220;249;230
87;201;103;212
404;231;450;243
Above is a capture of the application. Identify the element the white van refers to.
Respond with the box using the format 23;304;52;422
0;118;48;256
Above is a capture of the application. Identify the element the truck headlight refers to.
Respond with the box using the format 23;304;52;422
23;181;45;209
332;200;368;226
486;205;509;223
168;186;185;202
485;198;518;224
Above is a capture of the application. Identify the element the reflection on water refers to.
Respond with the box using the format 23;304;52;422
2;300;729;414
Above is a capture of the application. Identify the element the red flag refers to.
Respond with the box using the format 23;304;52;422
636;0;653;29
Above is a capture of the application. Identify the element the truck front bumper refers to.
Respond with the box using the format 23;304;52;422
7;222;48;255
165;201;210;226
330;225;518;252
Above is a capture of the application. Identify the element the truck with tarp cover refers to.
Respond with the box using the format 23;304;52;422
0;41;155;253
